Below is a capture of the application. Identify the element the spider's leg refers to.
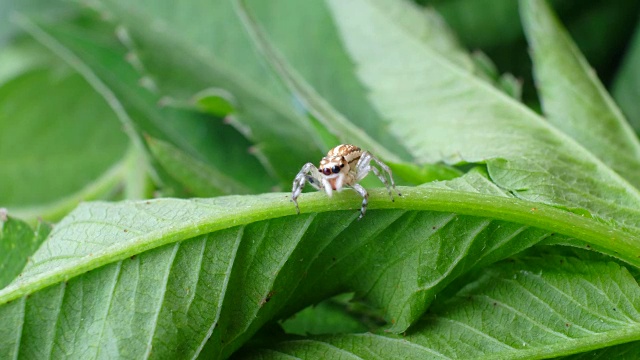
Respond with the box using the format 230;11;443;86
354;152;397;201
291;162;321;214
350;183;369;220
369;166;394;201
366;152;402;197
305;175;321;190
354;152;373;182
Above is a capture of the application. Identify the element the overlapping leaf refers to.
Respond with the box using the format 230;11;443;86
613;20;640;133
241;253;640;359
324;0;640;233
0;214;50;289
86;0;327;185
521;0;640;189
17;15;277;195
0;38;130;222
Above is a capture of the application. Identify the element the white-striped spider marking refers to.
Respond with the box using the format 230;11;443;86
291;144;401;219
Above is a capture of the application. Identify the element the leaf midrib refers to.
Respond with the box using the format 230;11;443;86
0;187;638;307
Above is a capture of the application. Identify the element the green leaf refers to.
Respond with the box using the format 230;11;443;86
240;0;415;160
561;341;640;359
613;21;640;134
425;0;523;48
0;212;51;289
146;135;254;196
0;0;75;45
324;0;640;233
1;168;639;357
240;254;640;359
18;14;276;195
388;162;462;185
280;294;371;336
520;0;640;189
235;0;399;162
0;39;130;222
90;0;327;184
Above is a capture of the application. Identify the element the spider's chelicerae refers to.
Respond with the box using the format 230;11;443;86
291;144;401;219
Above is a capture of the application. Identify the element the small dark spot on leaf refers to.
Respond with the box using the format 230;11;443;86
613;308;617;311
332;257;336;262
560;259;564;264
566;323;570;327
146;201;151;205
259;291;275;307
586;244;591;249
432;226;437;230
131;255;136;260
124;229;128;233
493;302;497;306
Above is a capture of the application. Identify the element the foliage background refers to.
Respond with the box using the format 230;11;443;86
2;0;640;359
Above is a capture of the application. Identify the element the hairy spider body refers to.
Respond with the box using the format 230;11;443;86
291;144;401;219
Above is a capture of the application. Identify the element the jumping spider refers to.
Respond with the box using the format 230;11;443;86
291;144;401;219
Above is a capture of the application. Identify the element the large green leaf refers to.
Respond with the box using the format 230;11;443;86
16;14;278;196
87;0;327;185
1;167;639;358
520;0;640;189
240;253;640;359
0;38;130;222
323;0;640;232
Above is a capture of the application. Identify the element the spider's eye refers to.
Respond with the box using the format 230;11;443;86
322;168;332;176
332;165;341;174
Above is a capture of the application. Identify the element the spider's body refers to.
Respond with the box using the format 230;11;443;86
291;144;401;219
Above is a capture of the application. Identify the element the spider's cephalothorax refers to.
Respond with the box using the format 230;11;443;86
291;144;401;219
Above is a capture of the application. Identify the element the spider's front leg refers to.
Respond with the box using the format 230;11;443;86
356;152;402;201
350;183;369;220
291;163;323;214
